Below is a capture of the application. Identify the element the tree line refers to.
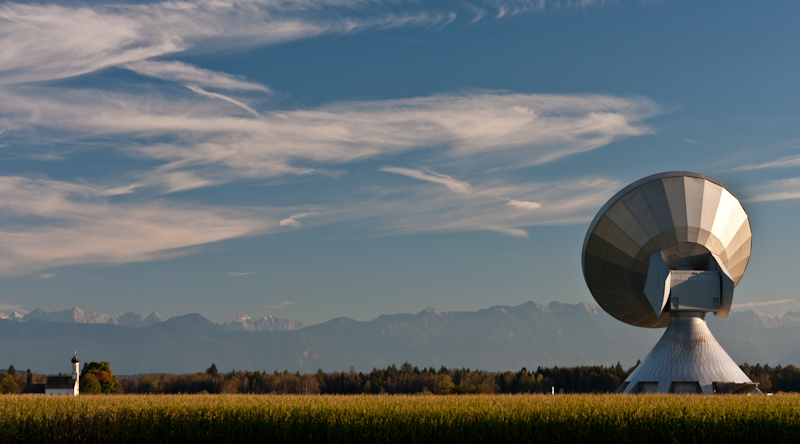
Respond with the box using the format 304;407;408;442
120;362;633;395
740;363;800;393
0;366;45;394
5;361;800;394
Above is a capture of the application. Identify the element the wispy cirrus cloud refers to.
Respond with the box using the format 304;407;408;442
0;303;27;313
732;153;800;171
504;198;542;210
227;271;253;276
0;0;632;91
279;212;329;228
0;0;619;87
379;167;550;235
358;174;621;237
746;177;800;202
467;5;487;23
125;60;271;92
265;301;294;309
263;172;616;239
732;299;795;309
0;176;271;276
0;168;620;274
0;88;656;189
382;167;473;193
185;84;261;116
0;0;451;86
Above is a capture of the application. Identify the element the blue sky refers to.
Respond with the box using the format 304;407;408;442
0;0;798;325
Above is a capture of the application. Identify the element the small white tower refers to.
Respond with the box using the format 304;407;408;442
71;351;80;396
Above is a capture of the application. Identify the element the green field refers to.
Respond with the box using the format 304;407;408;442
2;394;800;443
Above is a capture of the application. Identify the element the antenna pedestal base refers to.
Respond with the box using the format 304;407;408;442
618;312;759;394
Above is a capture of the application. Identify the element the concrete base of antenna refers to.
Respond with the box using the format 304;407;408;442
617;312;761;395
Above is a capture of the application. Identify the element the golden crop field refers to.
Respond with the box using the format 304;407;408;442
1;394;800;443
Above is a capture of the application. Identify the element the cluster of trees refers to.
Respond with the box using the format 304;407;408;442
741;363;800;392
0;363;123;394
7;361;800;394
0;366;46;394
80;361;123;394
119;362;634;395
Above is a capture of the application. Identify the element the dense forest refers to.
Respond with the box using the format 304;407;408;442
4;362;800;394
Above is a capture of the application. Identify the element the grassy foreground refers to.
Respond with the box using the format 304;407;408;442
1;394;800;443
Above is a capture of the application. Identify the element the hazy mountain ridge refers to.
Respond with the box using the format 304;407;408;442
300;301;661;370
0;307;165;327
26;307;117;325
0;308;299;331
117;312;167;328
731;310;800;329
7;302;794;333
2;302;800;375
221;315;303;332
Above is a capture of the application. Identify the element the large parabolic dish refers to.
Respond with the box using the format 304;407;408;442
582;171;758;394
582;171;752;329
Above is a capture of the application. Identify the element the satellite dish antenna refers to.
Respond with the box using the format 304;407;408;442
582;171;759;394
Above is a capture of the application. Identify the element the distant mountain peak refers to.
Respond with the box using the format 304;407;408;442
0;307;169;328
163;313;215;326
22;307;116;325
221;314;303;332
730;310;800;329
543;301;597;313
118;311;166;328
0;311;25;320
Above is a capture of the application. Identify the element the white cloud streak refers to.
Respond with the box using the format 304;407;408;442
356;176;621;238
0;303;27;313
504;198;542;210
279;218;302;228
733;153;800;171
732;299;796;309
279;212;328;228
125;60;271;92
746;177;800;202
101;170;220;196
1;2;185;84
0;176;271;276
265;301;294;309
150;171;221;194
186;84;260;116
382;167;473;194
227;271;253;276
467;6;486;23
